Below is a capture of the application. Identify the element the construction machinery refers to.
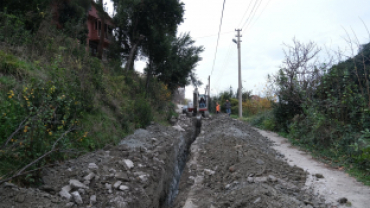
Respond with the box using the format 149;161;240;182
186;88;209;117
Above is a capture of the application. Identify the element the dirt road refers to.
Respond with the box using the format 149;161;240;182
256;128;370;208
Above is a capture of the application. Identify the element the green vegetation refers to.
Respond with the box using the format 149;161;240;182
247;39;370;185
0;0;202;185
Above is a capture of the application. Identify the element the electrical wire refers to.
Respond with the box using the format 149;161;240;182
210;0;227;76
244;0;270;33
241;0;261;30
193;31;234;39
237;0;254;28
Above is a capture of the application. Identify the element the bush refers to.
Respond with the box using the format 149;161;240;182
134;97;153;128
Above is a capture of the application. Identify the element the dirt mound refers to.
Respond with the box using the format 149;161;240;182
0;120;194;208
173;114;331;208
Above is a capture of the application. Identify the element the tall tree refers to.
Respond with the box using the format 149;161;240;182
111;0;184;70
148;33;204;92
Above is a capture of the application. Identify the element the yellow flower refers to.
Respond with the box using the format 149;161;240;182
8;95;12;99
49;132;52;136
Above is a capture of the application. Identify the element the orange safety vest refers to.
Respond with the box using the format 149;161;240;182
216;104;220;112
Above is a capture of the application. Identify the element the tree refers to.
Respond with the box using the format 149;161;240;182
271;38;321;131
111;0;184;70
147;33;204;92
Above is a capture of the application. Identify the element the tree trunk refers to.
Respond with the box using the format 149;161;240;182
125;41;139;70
125;35;145;70
145;60;152;98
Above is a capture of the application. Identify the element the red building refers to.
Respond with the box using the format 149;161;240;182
87;1;114;61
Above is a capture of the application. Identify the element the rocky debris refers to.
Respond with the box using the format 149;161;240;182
172;113;335;208
122;159;134;170
173;125;186;132
315;173;324;179
337;197;348;204
0;119;195;208
71;191;83;204
88;163;99;170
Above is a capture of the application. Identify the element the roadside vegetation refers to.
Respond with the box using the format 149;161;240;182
0;0;202;185
247;38;370;185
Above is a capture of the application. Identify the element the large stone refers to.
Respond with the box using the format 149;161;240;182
105;183;112;190
204;169;215;176
65;202;75;207
59;189;72;201
70;179;89;189
88;163;99;170
122;159;134;170
115;172;129;181
62;185;72;192
119;185;129;191
113;181;122;189
83;172;95;181
268;175;277;182
173;125;185;132
90;195;97;205
254;177;268;183
71;191;83;205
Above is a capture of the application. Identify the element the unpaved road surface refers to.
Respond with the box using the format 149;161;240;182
256;128;370;208
0;114;368;207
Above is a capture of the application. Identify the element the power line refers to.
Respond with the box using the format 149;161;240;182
193;31;234;39
237;0;254;28
210;0;227;76
244;0;270;33
241;0;261;30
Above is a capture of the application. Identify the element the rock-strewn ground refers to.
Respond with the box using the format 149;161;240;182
0;115;194;208
172;114;337;208
0;113;352;208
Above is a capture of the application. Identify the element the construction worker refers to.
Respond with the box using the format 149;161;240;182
225;100;231;116
216;102;220;114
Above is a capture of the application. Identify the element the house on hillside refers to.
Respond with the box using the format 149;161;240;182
87;1;114;61
52;0;114;61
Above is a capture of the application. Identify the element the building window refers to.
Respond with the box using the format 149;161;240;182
95;19;97;30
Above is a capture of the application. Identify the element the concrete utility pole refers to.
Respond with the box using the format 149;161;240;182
234;29;243;118
207;76;210;111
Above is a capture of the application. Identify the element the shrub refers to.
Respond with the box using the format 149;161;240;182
134;97;153;128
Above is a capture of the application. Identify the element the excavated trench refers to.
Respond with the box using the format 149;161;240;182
0;115;352;208
161;116;202;208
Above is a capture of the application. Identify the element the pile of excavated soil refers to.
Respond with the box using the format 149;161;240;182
0;116;194;208
173;114;334;208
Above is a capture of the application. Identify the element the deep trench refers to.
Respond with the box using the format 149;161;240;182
160;116;202;208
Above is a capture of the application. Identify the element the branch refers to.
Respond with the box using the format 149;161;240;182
0;126;75;185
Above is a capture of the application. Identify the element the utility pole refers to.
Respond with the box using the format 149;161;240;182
234;29;242;118
207;76;210;111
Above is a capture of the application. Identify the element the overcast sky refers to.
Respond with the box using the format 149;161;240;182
108;0;370;100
